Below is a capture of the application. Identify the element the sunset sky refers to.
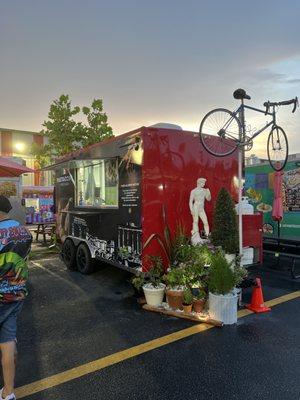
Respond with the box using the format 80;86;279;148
0;0;299;157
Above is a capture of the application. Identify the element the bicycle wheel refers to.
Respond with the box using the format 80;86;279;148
199;108;241;157
267;126;288;171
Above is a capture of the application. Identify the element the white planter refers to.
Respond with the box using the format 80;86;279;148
143;283;166;307
232;287;242;307
209;292;238;325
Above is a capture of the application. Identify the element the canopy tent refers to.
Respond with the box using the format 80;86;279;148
0;157;34;177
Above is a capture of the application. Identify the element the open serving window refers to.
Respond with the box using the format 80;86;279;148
75;158;118;208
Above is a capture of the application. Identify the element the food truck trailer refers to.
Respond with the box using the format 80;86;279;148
48;125;262;274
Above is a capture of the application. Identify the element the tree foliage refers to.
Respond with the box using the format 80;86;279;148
208;251;235;295
81;99;113;147
211;187;239;254
32;94;113;164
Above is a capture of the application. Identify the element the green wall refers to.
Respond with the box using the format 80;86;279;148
245;160;300;239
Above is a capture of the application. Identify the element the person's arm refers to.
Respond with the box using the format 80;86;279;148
205;188;211;201
189;190;194;214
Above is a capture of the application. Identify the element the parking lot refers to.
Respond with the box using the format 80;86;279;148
12;252;300;399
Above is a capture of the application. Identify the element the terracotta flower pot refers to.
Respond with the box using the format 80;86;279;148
182;304;193;314
193;298;206;313
166;289;184;310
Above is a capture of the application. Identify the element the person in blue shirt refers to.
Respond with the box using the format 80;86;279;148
0;196;32;400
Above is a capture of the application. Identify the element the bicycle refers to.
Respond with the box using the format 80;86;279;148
199;88;298;171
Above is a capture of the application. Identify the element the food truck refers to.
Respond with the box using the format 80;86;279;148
48;125;261;274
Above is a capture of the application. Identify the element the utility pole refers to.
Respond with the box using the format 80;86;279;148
237;100;245;257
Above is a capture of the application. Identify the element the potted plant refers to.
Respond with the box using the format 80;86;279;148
132;256;166;307
208;250;237;324
170;224;191;266
232;255;248;306
165;267;185;310
182;288;193;314
194;244;213;266
193;288;206;313
211;188;239;265
167;244;209;311
118;246;131;266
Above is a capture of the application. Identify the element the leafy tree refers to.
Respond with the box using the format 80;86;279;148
31;142;51;169
82;99;113;147
211;187;239;254
32;94;113;162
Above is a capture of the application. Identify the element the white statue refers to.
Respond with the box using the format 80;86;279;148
189;178;211;245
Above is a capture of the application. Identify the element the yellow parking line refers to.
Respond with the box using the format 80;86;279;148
15;290;300;399
264;290;300;307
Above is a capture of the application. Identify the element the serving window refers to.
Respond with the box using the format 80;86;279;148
76;159;118;207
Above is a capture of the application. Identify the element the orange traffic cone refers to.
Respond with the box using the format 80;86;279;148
246;278;271;313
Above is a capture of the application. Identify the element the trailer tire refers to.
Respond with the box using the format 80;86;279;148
76;243;94;274
61;238;77;270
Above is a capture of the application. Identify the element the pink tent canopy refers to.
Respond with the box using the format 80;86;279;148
0;157;34;177
272;170;284;222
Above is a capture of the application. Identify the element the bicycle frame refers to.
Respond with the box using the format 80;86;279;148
232;102;276;143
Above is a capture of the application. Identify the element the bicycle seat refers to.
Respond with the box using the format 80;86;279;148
233;88;251;100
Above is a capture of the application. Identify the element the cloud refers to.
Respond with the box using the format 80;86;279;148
286;78;300;84
249;69;300;86
249;69;286;83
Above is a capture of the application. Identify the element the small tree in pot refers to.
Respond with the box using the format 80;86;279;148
208;250;237;324
211;188;239;264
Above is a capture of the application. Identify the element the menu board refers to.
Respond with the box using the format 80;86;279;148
120;182;140;208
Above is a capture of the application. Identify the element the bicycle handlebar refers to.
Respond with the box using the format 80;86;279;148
264;97;298;114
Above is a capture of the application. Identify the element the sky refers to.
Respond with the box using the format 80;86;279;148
0;0;299;158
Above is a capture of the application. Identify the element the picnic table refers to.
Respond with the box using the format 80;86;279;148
34;221;56;244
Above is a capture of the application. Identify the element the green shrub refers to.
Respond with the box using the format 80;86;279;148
208;251;235;295
194;288;206;300
165;267;185;289
183;288;193;305
171;225;191;265
211;188;239;254
192;244;212;266
233;255;248;286
131;276;145;292
132;255;164;290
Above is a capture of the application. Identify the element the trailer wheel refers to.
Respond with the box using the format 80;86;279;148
76;243;94;274
61;238;77;270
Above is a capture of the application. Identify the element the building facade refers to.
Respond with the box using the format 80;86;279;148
245;153;300;239
0;127;52;186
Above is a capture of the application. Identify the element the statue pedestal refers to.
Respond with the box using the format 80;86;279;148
191;231;208;246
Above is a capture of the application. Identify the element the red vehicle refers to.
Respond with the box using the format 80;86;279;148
50;125;242;274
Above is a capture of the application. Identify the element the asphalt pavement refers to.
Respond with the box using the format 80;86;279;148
10;251;300;399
